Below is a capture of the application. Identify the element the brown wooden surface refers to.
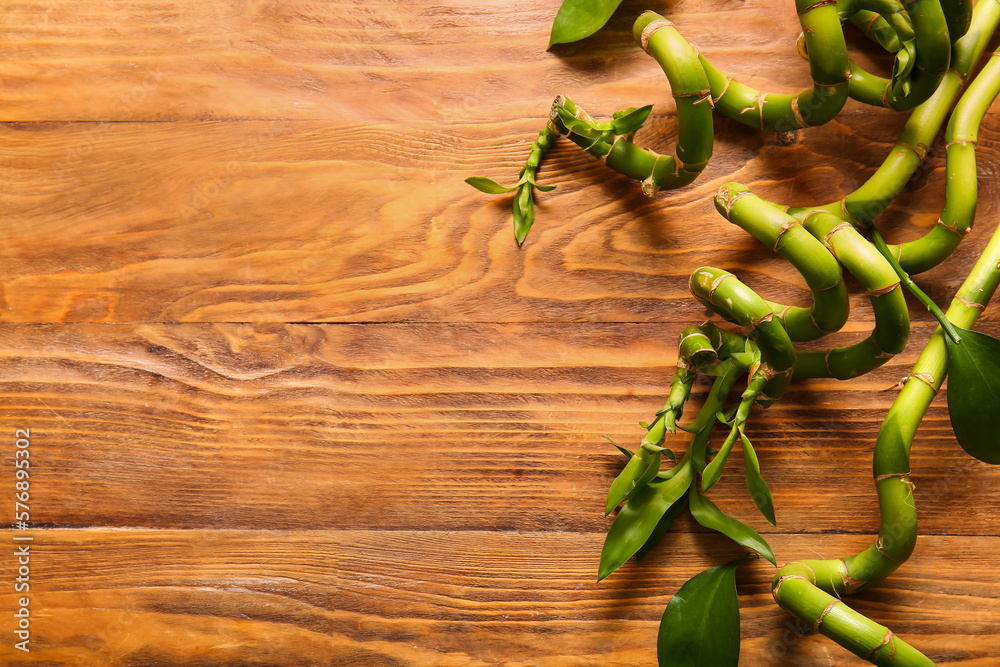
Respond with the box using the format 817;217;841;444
1;1;999;664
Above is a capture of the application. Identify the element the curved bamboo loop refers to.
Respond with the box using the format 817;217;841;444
697;0;851;130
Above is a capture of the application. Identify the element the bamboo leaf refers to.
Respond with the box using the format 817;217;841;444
944;327;1000;464
741;432;776;526
605;435;635;460
636;496;688;563
701;426;739;492
465;176;519;194
605;448;661;515
610;105;653;136
533;183;557;192
548;0;624;49
657;554;747;667
598;460;693;581
688;485;776;565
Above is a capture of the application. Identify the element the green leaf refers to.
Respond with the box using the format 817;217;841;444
533;183;557;192
635;495;688;563
701;426;739;492
606;448;661;515
605;435;635;460
610;105;653;136
465;176;519;194
599;460;693;581
548;0;624;49
944;326;1000;464
688;485;776;565
512;184;534;245
657;554;746;667
741;432;776;526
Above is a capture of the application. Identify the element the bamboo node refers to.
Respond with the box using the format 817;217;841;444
902;372;937;390
945;139;975;148
935;217;970;236
790;96;807;128
772;219;799;250
954;295;986;310
798;0;837;14
749;311;774;329
865;630;896;660
864;281;900;297
641;174;659;197
839;199;858;226
678;331;712;346
813;599;840;633
788;561;817;583
709;272;736;300
874;471;912;484
719;188;752;218
643;155;664;196
896;140;927;158
771;574;808;598
713;77;734;105
640;19;673;54
821;221;853;250
875;535;906;563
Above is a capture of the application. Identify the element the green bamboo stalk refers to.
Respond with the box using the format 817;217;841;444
542;13;716;196
697;0;850;131
715;183;849;342
846;10;903;52
793;211;910;379
783;0;1000;227
844;0;951;110
771;170;1000;667
887;49;1000;273
688;267;795;406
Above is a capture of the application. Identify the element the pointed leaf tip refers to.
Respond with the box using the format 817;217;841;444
548;0;625;48
465;176;519;194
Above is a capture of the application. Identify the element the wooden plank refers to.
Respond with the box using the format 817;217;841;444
2;322;999;536
3;114;999;322
0;529;997;665
0;0;814;123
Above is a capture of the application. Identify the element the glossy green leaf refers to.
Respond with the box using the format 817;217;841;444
548;0;624;49
701;425;739;492
635;495;688;563
688;485;776;565
610;105;653;136
605;435;634;460
657;554;746;667
533;183;557;192
606;448;661;515
598;460;693;581
741;432;776;526
465;176;519;194
945;326;1000;464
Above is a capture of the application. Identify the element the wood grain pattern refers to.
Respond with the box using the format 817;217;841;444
0;530;999;666
2;0;1000;664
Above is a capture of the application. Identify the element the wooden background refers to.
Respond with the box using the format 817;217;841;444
1;0;999;664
